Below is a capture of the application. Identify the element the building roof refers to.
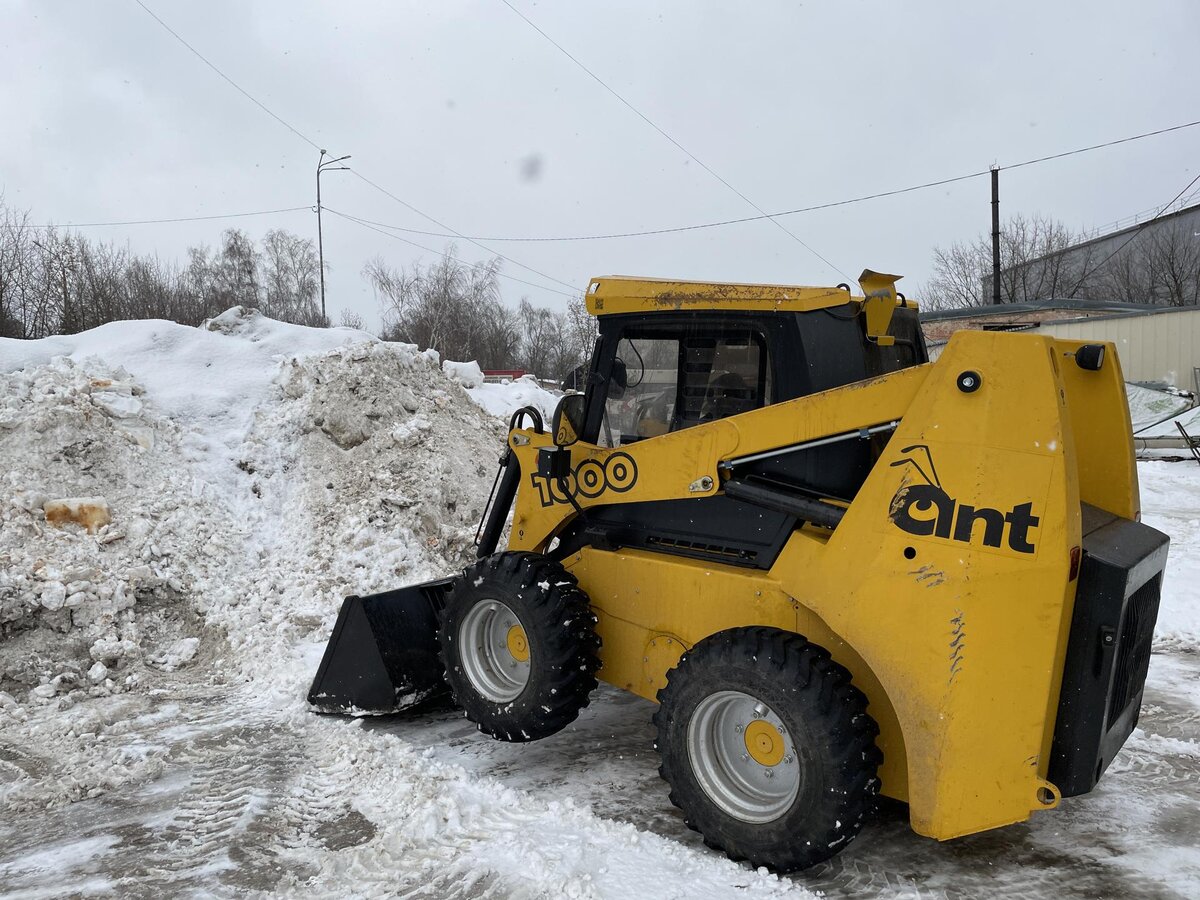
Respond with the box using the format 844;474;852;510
1001;201;1200;274
921;298;1149;323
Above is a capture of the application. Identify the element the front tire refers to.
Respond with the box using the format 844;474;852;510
439;552;599;742
654;626;881;871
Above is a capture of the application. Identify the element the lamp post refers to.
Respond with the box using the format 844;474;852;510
316;149;351;321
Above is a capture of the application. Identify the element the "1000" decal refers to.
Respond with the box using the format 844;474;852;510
530;452;639;507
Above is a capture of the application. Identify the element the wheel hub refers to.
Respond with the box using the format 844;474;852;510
744;720;785;766
506;625;529;662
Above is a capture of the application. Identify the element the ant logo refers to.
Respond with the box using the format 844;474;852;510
530;452;638;508
888;444;1039;554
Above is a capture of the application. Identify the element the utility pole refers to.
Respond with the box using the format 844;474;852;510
991;166;1002;305
316;149;351;322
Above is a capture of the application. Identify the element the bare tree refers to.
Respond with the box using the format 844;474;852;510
924;213;1085;310
516;298;559;376
338;308;366;331
367;246;507;364
1143;219;1200;307
262;229;324;325
0;199;332;338
0;202;35;337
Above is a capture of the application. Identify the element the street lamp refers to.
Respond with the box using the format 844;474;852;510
316;149;351;322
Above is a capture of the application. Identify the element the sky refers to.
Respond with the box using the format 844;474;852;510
1;0;1197;329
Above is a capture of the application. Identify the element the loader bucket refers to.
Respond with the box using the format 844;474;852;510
307;578;452;715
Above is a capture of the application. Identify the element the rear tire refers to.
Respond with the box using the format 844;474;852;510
654;626;881;871
439;552;600;742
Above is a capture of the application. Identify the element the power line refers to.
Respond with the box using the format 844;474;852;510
1002;118;1200;171
329;171;987;243
18;205;312;230
1068;169;1200;294
319;117;1200;245
34;113;1200;241
326;207;578;299
134;0;321;152
132;0;578;298
346;170;581;293
498;0;847;279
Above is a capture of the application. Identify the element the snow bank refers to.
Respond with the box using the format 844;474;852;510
442;358;485;389
466;373;560;421
0;311;506;709
1138;461;1200;650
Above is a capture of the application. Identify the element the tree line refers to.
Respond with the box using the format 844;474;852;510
924;210;1200;310
0;201;327;339
0;200;595;384
364;249;596;385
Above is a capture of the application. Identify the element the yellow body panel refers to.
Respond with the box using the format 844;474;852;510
506;329;1134;842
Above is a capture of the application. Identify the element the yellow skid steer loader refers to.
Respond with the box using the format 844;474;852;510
309;271;1169;871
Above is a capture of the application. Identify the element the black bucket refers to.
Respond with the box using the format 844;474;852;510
307;578;453;715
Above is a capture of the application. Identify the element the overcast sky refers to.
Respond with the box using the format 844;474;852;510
2;0;1196;328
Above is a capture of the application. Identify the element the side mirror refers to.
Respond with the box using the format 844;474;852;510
553;393;586;446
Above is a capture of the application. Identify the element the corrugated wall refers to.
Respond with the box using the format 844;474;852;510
923;309;1200;389
1038;309;1200;390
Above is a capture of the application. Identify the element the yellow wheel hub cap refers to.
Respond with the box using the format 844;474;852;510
744;720;785;766
506;625;530;662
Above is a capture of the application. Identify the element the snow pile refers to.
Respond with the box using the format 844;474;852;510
466;373;560;422
0;310;508;712
208;339;505;690
442;358;485;389
441;359;561;422
0;358;217;706
1138;462;1200;650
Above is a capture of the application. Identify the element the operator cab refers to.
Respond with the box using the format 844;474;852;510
578;273;926;449
554;273;929;570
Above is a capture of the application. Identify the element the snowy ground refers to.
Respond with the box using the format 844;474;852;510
1;314;1197;899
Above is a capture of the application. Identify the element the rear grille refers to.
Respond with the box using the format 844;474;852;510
1109;575;1160;724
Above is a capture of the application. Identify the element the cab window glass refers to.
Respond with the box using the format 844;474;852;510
600;337;679;447
598;329;770;446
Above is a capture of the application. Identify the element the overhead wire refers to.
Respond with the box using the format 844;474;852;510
326;208;578;299
1067;169;1200;295
498;0;849;279
33;116;1200;240
133;0;321;152
320;118;1200;244
132;0;580;298
1001;119;1200;171
98;3;1200;289
326;172;989;243
345;170;581;293
18;205;312;230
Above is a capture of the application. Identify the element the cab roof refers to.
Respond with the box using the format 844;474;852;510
584;275;866;317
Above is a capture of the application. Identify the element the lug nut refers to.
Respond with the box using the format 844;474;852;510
734;724;744;733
